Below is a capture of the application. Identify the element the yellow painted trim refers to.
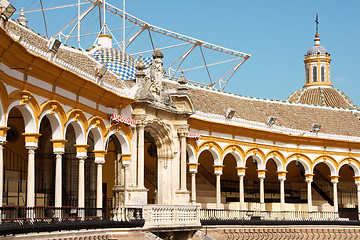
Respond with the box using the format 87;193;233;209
75;144;90;153
22;133;41;143
93;150;106;158
276;171;287;177
330;175;340;181
50;139;68;148
236;167;247;173
304;174;315;179
88;116;107;137
66;109;89;131
0;127;10;137
353;176;360;181
107;123;133;149
213;165;224;171
312;155;338;170
40;100;67;126
121;153;131;162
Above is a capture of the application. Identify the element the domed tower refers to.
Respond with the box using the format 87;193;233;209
304;32;331;87
287;16;358;109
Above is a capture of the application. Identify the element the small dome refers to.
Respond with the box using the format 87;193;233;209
153;49;164;59
307;45;328;56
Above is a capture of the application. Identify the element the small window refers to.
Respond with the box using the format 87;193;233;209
321;66;326;82
312;66;317;82
305;67;309;83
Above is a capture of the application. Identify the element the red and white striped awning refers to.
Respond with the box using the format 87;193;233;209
187;132;201;140
111;114;136;127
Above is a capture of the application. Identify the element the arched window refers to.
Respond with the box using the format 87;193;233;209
321;66;326;82
305;67;309;83
312;66;317;82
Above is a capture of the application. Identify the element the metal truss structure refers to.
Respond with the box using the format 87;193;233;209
13;0;251;91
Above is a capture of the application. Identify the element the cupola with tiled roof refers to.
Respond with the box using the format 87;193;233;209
287;15;358;109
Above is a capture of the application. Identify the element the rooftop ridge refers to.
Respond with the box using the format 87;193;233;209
193;110;360;142
162;77;360;113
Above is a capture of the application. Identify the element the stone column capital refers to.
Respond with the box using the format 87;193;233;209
213;165;224;175
23;133;41;148
0;127;10;142
188;162;199;173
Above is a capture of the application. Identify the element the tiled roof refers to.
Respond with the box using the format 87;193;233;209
6;21;126;89
187;85;360;137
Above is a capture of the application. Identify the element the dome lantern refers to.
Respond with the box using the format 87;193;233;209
303;15;331;87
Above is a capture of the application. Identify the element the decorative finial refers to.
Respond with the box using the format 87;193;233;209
315;12;319;36
178;71;187;85
153;48;164;59
17;7;28;27
135;54;146;77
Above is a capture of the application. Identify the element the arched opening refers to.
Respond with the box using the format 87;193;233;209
36;116;55;206
312;66;318;82
197;150;217;208
313;162;333;211
321;65;326;82
244;156;259;210
222;153;238;206
4;107;28;207
306;66;309;83
103;135;121;209
338;165;357;220
285;161;307;210
85;131;97;208
144;131;157;204
63;124;78;207
264;159;279;206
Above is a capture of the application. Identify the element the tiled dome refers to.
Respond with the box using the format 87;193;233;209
287;87;358;109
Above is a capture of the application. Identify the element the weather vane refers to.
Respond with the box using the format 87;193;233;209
315;12;319;34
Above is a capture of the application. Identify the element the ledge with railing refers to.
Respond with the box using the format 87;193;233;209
0;206;144;236
200;209;360;225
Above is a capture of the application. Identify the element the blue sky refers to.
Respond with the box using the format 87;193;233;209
10;0;360;106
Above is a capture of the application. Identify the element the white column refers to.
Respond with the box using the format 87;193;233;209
26;147;37;208
239;175;245;211
137;122;145;188
331;179;339;217
216;173;221;209
306;179;313;215
179;132;187;191
356;182;360;221
54;152;63;208
78;156;86;219
191;172;196;204
54;152;63;220
259;176;265;212
26;146;37;221
0;142;4;214
96;162;103;217
279;178;285;213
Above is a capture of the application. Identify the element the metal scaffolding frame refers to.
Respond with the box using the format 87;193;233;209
13;0;251;91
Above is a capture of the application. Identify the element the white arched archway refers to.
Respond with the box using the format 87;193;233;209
104;130;130;154
64;119;87;145
246;154;265;170
222;150;243;167
337;161;360;177
186;145;196;164
285;158;312;174
312;159;337;176
6;101;37;133
198;146;221;165
86;125;104;151
38;110;63;140
265;156;284;172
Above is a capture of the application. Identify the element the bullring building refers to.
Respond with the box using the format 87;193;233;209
0;2;360;239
